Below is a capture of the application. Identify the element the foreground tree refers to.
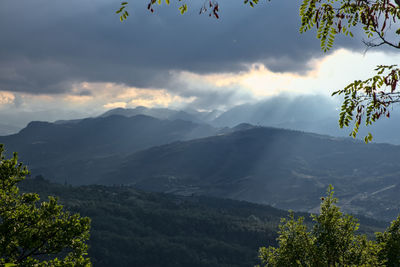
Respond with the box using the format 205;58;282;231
0;144;91;266
258;185;400;266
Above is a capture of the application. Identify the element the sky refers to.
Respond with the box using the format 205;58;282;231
1;0;400;128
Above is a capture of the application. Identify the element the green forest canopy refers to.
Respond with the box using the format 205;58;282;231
0;145;91;266
258;185;400;266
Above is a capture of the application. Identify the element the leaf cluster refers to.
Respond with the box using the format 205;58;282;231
298;1;400;140
116;0;188;20
332;65;400;143
116;0;274;21
300;0;400;52
116;2;129;22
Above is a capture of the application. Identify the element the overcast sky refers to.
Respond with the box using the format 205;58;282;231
1;0;400;128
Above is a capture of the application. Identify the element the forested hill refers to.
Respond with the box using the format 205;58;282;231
0;114;216;157
20;177;281;267
20;177;385;267
4;115;400;221
0;114;217;184
108;127;400;221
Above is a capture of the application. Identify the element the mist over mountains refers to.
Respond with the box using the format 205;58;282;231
99;106;221;124
3;94;400;144
2;107;400;221
94;95;400;145
0;122;20;136
0;114;218;184
212;95;400;145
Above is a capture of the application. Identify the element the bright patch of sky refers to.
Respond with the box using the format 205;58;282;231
0;0;399;130
1;48;398;123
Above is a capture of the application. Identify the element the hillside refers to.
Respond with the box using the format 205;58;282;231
104;127;400;221
0;115;217;184
20;177;281;267
20;177;385;267
3;118;400;221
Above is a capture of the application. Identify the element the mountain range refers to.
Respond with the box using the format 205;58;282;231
0;114;218;184
212;96;400;145
99;106;221;124
4;97;400;144
99;99;400;145
2;111;400;221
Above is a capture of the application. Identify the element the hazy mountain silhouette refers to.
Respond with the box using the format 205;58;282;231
2;112;400;221
0;122;20;136
212;96;400;145
100;106;218;124
0;114;218;184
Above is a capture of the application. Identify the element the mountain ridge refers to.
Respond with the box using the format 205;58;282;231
100;127;400;221
2;113;400;221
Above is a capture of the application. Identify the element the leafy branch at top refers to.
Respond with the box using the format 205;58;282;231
299;0;400;52
299;0;400;142
116;1;129;22
115;0;196;19
115;0;272;21
332;65;400;143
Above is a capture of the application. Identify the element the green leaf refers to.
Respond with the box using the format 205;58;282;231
368;132;373;141
179;4;187;14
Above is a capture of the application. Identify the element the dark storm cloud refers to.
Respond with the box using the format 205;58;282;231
0;0;364;95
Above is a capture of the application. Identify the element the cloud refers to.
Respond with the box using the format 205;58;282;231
1;48;399;128
1;0;399;129
0;0;366;95
0;91;15;106
103;102;127;109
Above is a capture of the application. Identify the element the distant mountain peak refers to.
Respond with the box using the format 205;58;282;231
99;106;218;124
232;123;257;132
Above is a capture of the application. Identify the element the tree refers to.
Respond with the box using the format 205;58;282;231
376;215;400;266
258;185;400;266
117;0;400;142
0;144;91;266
